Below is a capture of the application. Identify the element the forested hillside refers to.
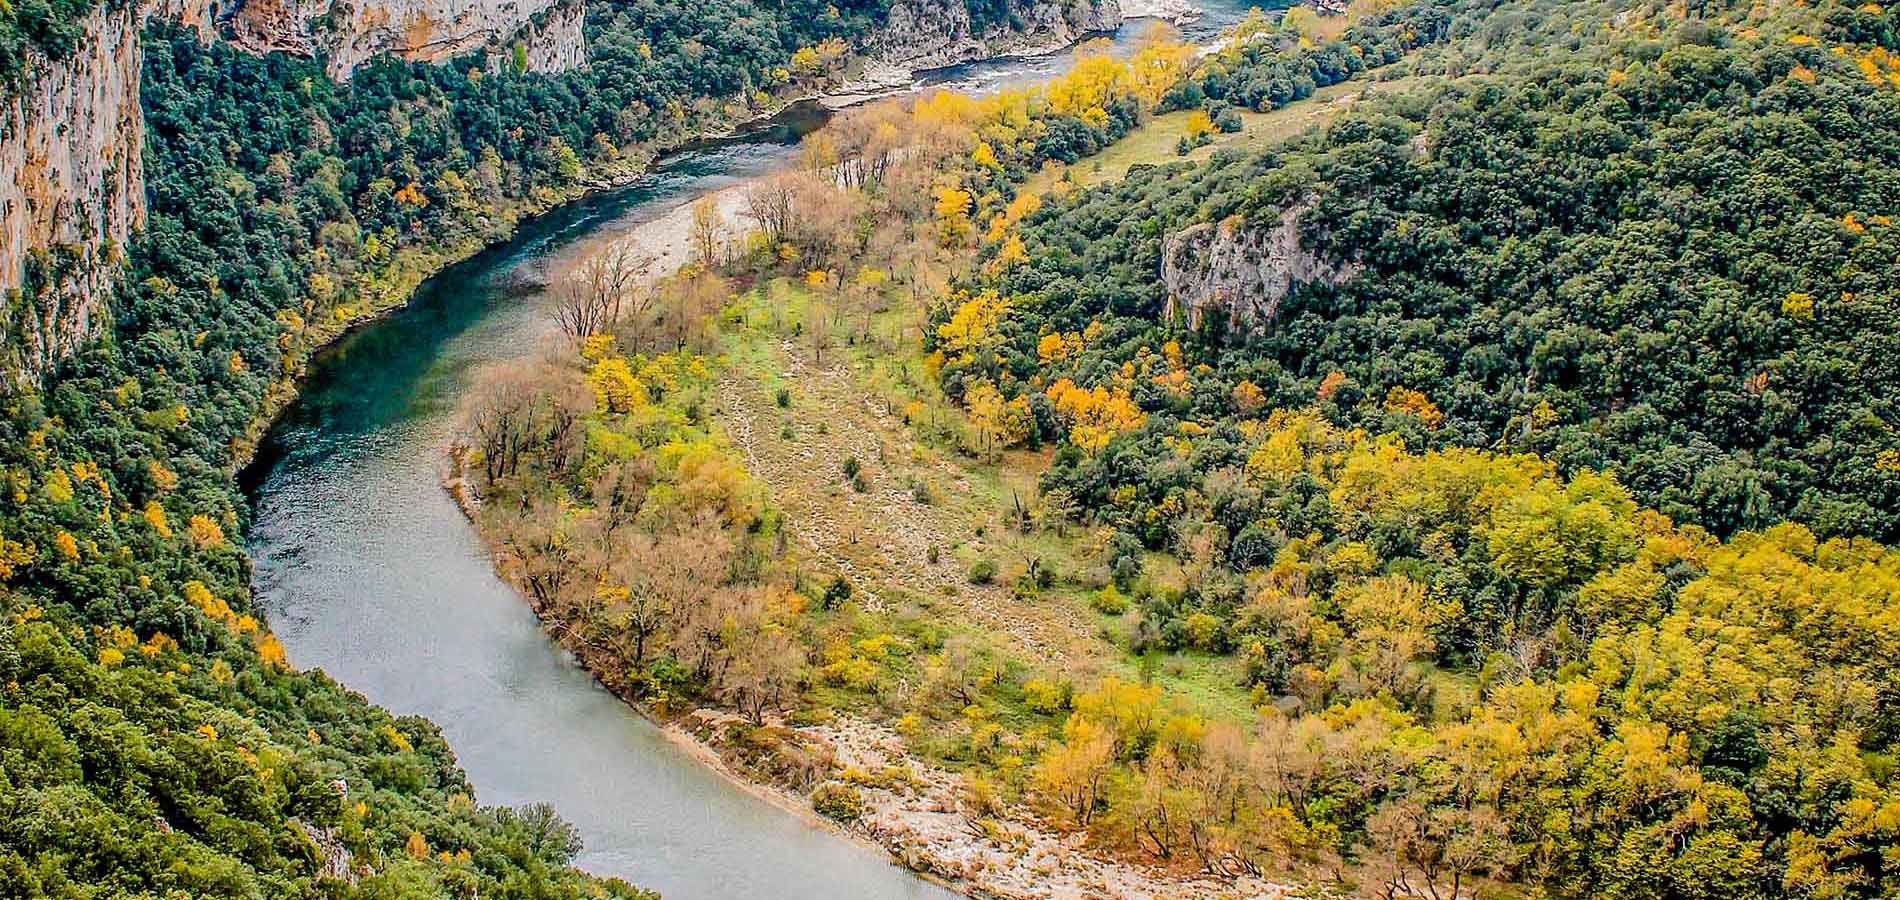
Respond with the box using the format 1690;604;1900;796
10;0;1900;895
972;0;1900;541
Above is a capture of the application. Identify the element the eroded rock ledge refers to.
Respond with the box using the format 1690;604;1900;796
229;0;585;79
1160;200;1359;335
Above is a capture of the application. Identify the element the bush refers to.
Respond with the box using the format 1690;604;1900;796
822;576;853;610
812;782;864;822
776;387;792;408
967;559;997;585
1022;678;1070;714
1184;612;1224;652
1091;585;1129;615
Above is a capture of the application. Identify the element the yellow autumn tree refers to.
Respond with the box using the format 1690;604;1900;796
588;356;648;414
1035;716;1116;827
971;141;999;168
936;291;1011;362
991;233;1029;273
1046;378;1146;452
965;380;1035;452
935;186;974;245
1045;45;1129;128
1383;386;1444;428
1127;26;1197;109
1184;109;1216;141
188;515;226;548
144;501;173;539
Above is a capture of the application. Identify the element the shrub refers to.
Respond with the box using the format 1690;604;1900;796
812;782;864;822
1091;585;1129;615
822;576;853;609
968;559;997;585
1022;678;1070;714
1184;612;1224;651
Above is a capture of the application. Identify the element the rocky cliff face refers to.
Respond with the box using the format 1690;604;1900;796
230;0;585;79
1160;202;1359;334
144;0;230;37
0;4;146;379
860;0;1124;79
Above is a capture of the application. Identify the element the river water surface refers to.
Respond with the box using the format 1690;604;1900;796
243;5;1261;897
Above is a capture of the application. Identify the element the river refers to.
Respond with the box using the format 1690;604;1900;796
241;4;1259;898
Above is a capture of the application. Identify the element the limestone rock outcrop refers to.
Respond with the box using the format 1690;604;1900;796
1160;201;1359;334
862;0;1124;76
230;0;586;79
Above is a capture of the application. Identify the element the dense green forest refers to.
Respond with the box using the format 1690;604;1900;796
957;0;1900;544
0;0;922;891
0;0;99;92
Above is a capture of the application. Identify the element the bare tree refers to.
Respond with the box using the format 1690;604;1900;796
743;173;799;247
827;101;907;190
689;196;724;267
1363;799;1512;900
502;498;577;613
600;512;734;676
462;361;587;488
464;365;541;487
718;593;805;724
554;243;650;339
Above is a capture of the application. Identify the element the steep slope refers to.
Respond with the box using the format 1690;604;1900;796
0;4;144;379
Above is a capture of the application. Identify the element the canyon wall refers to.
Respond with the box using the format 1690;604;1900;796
0;4;147;379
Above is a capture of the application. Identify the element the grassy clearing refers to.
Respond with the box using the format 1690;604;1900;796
1024;73;1430;196
715;281;1264;729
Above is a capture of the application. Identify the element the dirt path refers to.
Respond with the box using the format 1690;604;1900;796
717;336;1102;671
